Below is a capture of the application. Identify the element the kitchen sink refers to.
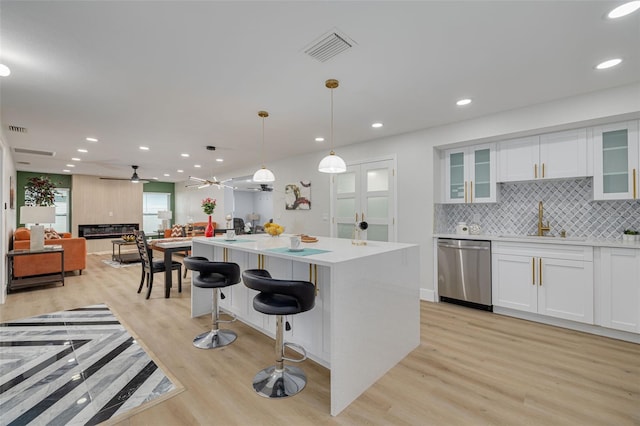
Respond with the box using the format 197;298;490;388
498;234;588;242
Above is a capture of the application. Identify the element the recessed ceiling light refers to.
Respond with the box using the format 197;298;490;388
177;169;184;173
194;164;201;168
66;164;75;167
456;98;472;106
371;122;383;128
0;64;11;77
216;158;224;162
596;58;622;69
63;169;71;173
71;157;81;161
181;153;189;157
139;146;149;151
86;137;98;142
608;1;640;18
77;149;88;153
163;173;170;177
315;137;325;142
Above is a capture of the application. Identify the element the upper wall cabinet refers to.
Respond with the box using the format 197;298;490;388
592;120;639;201
443;143;497;204
497;128;588;182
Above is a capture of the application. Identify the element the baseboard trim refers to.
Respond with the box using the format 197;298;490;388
420;288;436;302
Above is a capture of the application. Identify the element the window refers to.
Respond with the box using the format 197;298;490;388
23;187;70;233
143;192;171;234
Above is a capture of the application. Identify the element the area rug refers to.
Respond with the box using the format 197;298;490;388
0;304;183;425
101;259;140;269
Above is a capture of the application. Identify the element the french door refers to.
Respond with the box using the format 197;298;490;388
332;159;396;242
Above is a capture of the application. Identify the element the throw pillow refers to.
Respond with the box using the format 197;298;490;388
170;224;184;237
44;228;62;240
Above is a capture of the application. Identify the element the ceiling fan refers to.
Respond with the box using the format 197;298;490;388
100;165;150;183
186;145;235;189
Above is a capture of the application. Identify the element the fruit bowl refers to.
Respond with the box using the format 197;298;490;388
264;222;284;237
122;234;136;242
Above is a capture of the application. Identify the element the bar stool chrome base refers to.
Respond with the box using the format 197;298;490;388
193;329;237;349
252;365;307;398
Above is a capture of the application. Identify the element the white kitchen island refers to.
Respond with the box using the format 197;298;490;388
190;234;420;416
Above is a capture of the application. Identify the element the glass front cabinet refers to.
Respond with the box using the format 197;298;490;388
593;121;639;200
444;143;497;204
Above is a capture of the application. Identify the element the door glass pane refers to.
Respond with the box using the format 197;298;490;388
367;196;388;219
602;129;628;194
336;172;356;194
336;198;356;218
449;152;465;199
474;148;490;199
367;225;388;242
337;223;353;239
367;168;388;192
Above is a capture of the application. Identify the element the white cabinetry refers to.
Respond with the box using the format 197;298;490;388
443;143;496;203
497;128;588;182
492;242;593;324
592;120;639;200
598;247;640;333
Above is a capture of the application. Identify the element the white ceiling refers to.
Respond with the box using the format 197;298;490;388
1;1;639;182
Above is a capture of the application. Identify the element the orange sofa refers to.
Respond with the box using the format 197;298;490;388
12;227;87;277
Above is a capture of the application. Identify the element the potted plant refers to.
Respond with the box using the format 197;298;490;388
24;176;57;206
622;229;638;243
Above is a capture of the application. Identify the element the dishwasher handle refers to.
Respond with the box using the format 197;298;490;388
438;243;490;250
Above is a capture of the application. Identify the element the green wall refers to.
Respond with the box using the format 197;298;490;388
143;181;176;226
16;172;72;227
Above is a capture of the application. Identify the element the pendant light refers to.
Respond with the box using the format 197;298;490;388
253;110;275;183
318;79;347;173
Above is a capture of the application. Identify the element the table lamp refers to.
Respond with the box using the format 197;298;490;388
20;206;56;251
158;210;172;230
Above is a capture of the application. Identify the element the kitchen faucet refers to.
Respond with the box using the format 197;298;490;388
538;201;551;236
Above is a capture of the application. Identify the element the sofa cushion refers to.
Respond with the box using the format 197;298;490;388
14;227;30;241
170;224;185;237
44;228;62;239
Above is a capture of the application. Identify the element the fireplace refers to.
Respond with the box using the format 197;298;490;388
78;223;139;240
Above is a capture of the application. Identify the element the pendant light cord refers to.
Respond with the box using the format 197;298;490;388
330;87;334;154
261;115;265;167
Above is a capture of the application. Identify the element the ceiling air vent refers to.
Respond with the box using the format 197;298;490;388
14;147;56;157
8;125;27;133
304;31;354;63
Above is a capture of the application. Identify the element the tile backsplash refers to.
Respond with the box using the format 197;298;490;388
434;178;640;239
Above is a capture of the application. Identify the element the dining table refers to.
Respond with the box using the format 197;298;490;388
150;238;193;298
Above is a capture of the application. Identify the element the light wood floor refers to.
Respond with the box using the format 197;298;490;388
2;253;639;425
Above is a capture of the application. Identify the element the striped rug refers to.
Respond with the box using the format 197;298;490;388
0;304;181;425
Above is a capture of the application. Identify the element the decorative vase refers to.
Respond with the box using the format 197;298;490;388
205;215;214;237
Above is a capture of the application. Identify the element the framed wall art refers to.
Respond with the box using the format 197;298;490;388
285;180;311;210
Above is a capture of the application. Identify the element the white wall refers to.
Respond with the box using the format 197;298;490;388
1;131;17;304
174;83;640;300
174;183;227;227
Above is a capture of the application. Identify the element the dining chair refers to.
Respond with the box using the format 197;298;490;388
133;230;182;299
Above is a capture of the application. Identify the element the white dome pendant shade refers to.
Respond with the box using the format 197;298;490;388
253;166;275;183
318;79;346;174
253;110;275;183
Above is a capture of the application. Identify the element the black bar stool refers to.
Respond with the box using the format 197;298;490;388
183;256;241;349
242;269;316;398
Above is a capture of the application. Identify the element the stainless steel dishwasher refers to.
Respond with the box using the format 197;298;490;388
437;238;492;311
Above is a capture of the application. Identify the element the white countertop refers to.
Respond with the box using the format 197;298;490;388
434;233;640;249
192;234;418;266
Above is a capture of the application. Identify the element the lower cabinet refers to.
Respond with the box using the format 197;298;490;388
492;242;594;324
598;247;640;333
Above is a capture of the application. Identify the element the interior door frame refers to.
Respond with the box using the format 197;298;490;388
329;155;397;241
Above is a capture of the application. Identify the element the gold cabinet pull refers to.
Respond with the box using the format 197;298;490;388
634;168;637;199
539;258;543;286
355;213;359;222
464;181;468;203
534;164;538;179
532;257;535;285
362;212;365;222
542;163;545;178
470;181;473;203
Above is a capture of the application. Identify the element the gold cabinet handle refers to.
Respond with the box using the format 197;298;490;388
542;163;545;178
539;258;543;286
532;257;535;285
470;181;473;203
361;212;365;222
355;213;359;222
534;164;538;179
634;168;637;199
464;181;468;203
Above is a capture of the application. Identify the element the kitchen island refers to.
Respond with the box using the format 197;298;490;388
191;234;420;416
